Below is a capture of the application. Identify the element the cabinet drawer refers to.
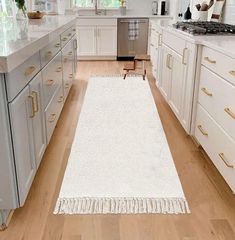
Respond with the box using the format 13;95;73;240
162;31;186;55
198;66;235;141
61;26;76;48
6;52;40;102
42;53;63;108
45;87;64;143
202;47;235;86
195;104;235;192
40;37;61;68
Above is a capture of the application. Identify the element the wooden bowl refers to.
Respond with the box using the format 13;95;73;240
27;11;45;19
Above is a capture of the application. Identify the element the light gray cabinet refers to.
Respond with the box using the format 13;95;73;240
9;84;36;206
29;73;47;168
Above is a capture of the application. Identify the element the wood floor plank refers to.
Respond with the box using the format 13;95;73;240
0;61;235;240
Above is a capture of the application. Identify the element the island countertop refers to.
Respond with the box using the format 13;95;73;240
0;15;76;73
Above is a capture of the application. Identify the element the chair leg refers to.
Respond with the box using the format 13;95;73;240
123;74;127;80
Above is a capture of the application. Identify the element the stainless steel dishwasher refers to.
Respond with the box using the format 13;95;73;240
117;18;149;59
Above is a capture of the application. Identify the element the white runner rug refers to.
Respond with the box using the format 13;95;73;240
54;75;190;215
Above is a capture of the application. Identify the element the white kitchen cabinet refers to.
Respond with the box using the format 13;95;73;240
9;85;36;206
77;18;117;59
77;26;96;56
97;26;117;56
29;73;47;168
168;50;185;119
155;29;197;134
62;40;74;100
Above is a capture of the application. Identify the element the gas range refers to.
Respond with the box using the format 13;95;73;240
173;21;235;35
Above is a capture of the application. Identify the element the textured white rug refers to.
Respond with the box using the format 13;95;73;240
54;75;190;215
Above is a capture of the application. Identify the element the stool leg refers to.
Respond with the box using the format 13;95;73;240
143;61;146;81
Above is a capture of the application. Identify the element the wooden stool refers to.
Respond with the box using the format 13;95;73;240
123;54;150;80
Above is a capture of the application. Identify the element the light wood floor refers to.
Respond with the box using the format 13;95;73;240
1;61;235;240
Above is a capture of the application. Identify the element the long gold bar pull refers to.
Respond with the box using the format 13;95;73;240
224;107;235;119
219;153;234;168
197;125;208;136
32;91;39;113
28;95;35;118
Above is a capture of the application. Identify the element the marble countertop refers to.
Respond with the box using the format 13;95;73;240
151;19;235;59
0;15;76;73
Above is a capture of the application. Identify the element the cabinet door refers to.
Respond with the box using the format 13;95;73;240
9;86;36;206
77;26;96;56
29;73;46;168
159;46;171;100
97;26;117;56
168;50;185;119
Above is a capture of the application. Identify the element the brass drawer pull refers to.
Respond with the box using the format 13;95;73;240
68;51;73;56
56;67;62;72
55;43;60;48
219;153;234;168
62;37;67;41
201;87;213;97
46;79;55;86
197;125;208;136
32;91;39;113
69;74;73;79
28;95;35;118
48;113;56;123
166;54;172;70
158;34;162;47
65;83;70;89
73;28;76;32
204;57;216;64
68;33;72;37
25;66;36;76
182;48;188;65
224;107;235;119
229;70;235;77
57;96;64;103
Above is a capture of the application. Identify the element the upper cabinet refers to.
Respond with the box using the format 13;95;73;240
77;18;117;60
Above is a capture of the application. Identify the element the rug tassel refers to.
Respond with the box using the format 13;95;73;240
53;197;190;215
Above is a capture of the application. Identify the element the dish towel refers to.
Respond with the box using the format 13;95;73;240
128;20;140;41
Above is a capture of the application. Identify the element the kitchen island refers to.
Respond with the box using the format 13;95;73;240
0;15;77;228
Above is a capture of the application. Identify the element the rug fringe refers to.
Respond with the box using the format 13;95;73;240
54;198;190;215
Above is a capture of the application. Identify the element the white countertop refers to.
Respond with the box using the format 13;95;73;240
0;15;76;73
151;19;235;59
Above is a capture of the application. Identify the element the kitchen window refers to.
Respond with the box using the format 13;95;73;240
0;0;14;16
73;0;122;9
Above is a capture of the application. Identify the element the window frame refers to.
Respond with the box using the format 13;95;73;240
73;0;127;10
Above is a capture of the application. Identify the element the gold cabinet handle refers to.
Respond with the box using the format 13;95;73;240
182;48;188;65
229;70;235;77
46;79;55;86
167;54;172;70
158;34;162;47
201;87;213;97
68;51;73;56
224;107;235;119
32;91;39;113
68;33;72;37
57;96;64;103
197;125;208;136
69;73;73;79
25;66;36;76
55;43;61;48
28;95;35;118
204;57;216;64
72;28;76;32
218;153;234;168
65;83;70;89
48;113;56;123
62;37;67;41
56;66;62;72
